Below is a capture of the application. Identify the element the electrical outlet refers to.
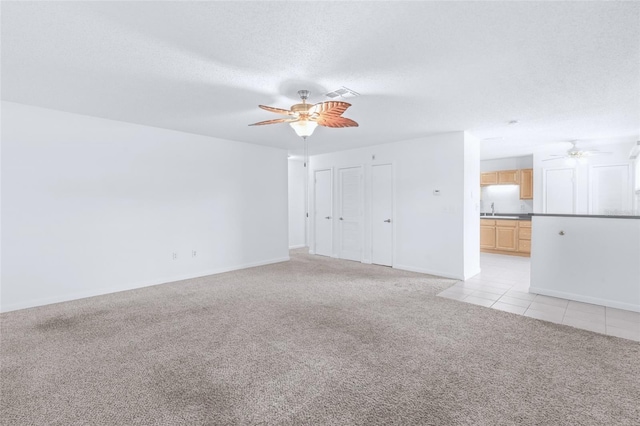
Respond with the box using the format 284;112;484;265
192;250;197;258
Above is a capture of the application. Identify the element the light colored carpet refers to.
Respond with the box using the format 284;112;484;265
1;249;639;425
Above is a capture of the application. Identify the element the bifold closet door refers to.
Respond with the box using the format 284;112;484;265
371;164;393;266
338;166;363;261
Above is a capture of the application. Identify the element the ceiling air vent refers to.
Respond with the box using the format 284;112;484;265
325;86;360;99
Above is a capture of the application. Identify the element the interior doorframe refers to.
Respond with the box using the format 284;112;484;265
311;167;333;256
337;164;365;262
369;162;396;267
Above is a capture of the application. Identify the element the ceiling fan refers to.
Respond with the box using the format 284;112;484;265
542;140;611;162
249;90;358;139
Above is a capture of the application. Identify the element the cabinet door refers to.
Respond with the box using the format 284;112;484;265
498;170;520;184
480;225;496;249
519;169;533;199
481;172;498;186
518;240;531;253
495;226;518;251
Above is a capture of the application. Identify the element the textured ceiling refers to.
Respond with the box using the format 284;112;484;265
2;1;639;159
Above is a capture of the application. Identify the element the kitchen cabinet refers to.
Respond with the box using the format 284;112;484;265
498;170;520;184
480;172;498;185
480;219;531;257
480;219;496;249
480;169;523;186
495;220;518;251
519;169;533;199
518;220;531;253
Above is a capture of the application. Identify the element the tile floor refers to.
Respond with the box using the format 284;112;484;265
437;253;640;342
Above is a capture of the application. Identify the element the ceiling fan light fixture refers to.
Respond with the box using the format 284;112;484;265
289;120;318;138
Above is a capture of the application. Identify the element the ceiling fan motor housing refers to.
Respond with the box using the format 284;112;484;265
291;103;312;114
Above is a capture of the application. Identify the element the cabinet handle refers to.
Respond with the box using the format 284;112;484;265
384;219;392;223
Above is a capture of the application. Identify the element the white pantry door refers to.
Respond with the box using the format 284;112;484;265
314;169;333;257
544;168;575;214
371;164;393;266
338;166;363;261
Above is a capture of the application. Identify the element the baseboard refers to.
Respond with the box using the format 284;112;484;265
0;256;290;313
529;286;640;313
308;250;315;255
481;248;530;257
393;264;463;280
289;244;306;249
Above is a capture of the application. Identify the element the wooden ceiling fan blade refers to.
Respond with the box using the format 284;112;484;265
316;116;359;128
309;101;351;117
258;105;296;116
248;118;297;126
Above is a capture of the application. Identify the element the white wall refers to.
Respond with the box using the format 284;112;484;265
530;215;640;312
480;185;533;214
1;102;289;312
288;159;306;248
309;131;480;280
480;155;533;172
533;141;636;214
463;134;481;279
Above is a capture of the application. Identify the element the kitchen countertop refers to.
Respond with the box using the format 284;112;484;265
480;214;532;221
531;213;640;220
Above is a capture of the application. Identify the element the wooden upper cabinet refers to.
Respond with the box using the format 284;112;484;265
480;172;498;186
498;170;520;184
519;169;533;199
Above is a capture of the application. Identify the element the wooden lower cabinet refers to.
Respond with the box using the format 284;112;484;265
480;219;531;257
480;219;496;249
495;221;518;251
518;220;531;254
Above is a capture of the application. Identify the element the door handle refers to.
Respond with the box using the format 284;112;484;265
384;219;391;223
325;216;331;219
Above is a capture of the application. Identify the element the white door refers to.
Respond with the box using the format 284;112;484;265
338;166;363;261
371;164;393;266
589;164;630;215
543;168;575;214
314;169;333;257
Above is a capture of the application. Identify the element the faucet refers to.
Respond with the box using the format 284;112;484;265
491;202;495;216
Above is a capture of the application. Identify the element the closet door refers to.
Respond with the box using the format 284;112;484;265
371;164;393;266
338;166;363;261
314;169;333;257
